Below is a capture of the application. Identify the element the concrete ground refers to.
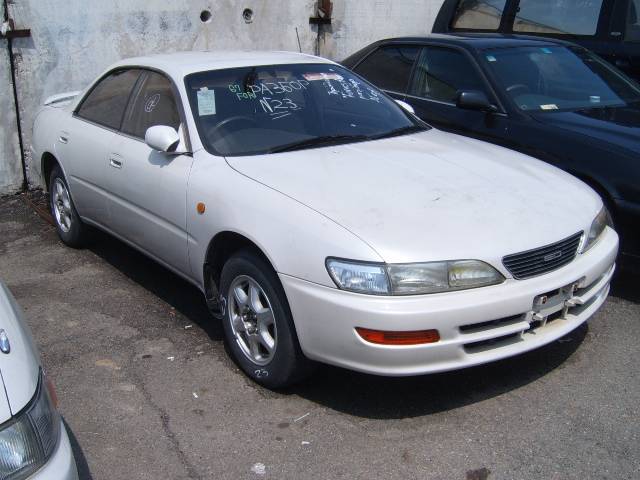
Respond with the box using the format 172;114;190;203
0;192;638;480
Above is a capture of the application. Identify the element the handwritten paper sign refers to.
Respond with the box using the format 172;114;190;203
197;87;216;116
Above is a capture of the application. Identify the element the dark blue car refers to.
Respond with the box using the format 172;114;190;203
342;34;640;267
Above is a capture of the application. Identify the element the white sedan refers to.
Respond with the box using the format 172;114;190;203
31;51;618;388
0;281;78;479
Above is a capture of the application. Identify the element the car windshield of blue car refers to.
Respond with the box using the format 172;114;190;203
483;46;640;112
184;63;426;156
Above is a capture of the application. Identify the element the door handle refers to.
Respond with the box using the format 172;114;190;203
58;135;68;144
109;157;123;169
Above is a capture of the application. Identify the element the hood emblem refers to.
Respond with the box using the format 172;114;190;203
0;329;10;354
543;251;562;262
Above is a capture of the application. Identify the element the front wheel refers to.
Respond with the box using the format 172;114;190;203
49;165;90;248
220;250;313;388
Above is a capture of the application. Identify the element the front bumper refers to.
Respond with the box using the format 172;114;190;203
32;420;78;480
281;228;618;376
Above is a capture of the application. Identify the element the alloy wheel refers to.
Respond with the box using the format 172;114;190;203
227;275;278;365
52;178;72;233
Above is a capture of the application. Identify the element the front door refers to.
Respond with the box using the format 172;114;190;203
405;45;511;146
104;70;194;275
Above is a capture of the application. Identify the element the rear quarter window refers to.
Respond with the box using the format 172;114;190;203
627;0;640;42
451;0;507;31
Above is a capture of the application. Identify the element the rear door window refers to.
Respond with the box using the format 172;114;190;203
353;46;420;93
451;0;507;30
76;69;142;130
513;0;604;35
408;47;488;103
627;0;640;42
121;71;181;139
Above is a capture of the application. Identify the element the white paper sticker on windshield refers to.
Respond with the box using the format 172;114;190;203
590;95;601;104
486;55;497;62
303;72;343;81
197;87;216;116
540;104;559;110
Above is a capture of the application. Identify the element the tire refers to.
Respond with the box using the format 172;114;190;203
220;250;313;388
49;165;90;248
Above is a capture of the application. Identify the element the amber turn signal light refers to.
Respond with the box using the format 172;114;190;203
355;327;440;346
45;376;58;409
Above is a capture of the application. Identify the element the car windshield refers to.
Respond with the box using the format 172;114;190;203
184;63;425;156
482;45;640;112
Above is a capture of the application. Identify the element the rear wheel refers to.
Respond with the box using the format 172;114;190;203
49;165;89;248
220;250;313;388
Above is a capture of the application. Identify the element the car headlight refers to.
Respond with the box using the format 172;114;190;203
326;258;504;295
0;371;60;480
582;206;612;253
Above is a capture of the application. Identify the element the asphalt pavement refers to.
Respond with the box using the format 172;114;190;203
0;193;638;480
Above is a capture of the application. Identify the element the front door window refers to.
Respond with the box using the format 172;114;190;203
513;0;604;36
408;47;487;104
121;71;181;139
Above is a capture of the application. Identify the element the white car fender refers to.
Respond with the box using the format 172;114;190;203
186;150;383;290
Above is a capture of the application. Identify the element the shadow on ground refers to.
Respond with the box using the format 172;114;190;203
84;229;600;419
63;418;94;480
87;230;223;342
287;324;585;419
610;266;640;303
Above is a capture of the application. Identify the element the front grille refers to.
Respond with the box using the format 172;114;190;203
503;232;583;280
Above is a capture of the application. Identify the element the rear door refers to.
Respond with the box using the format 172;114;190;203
104;70;194;275
622;0;640;78
64;69;142;222
405;45;511;144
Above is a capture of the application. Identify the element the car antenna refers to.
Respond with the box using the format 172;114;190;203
295;27;302;53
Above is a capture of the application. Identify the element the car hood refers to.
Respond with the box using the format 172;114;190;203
226;129;601;266
0;282;40;421
530;104;640;154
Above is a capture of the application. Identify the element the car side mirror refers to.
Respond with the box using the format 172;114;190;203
145;125;181;153
456;91;498;113
394;99;416;115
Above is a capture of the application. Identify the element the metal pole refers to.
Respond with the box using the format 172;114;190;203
3;0;28;191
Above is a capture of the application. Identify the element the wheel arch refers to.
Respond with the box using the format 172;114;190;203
568;170;619;218
202;230;278;317
41;152;60;192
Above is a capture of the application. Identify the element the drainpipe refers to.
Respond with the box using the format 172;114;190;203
309;0;332;56
1;0;30;190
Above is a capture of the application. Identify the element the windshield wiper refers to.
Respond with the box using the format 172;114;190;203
369;124;428;140
268;134;369;153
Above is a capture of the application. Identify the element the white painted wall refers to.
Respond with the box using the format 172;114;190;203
325;0;445;60
0;0;444;193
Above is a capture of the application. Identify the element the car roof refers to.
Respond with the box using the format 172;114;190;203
110;50;335;78
373;33;576;50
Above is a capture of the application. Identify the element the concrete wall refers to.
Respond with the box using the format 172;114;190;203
0;3;24;195
325;0;445;60
1;0;444;193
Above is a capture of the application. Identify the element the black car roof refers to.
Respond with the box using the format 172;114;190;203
374;33;576;50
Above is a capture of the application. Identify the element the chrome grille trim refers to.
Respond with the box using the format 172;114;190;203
503;232;583;280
